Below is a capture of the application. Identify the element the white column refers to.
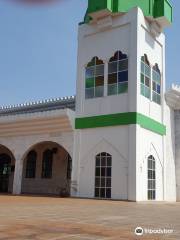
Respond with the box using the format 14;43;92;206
104;60;108;97
13;154;23;195
128;125;137;201
71;130;81;197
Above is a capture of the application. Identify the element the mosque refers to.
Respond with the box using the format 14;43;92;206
0;0;179;202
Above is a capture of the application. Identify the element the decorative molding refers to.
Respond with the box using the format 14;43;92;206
0;96;75;116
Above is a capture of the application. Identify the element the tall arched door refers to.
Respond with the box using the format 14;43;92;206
95;152;112;199
147;155;156;200
0;154;12;193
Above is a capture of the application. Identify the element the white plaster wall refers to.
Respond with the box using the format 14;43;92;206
76;8;140;118
72;126;128;200
164;105;176;201
74;8;141;201
175;110;180;200
73;7;172;201
137;9;165;123
137;127;164;201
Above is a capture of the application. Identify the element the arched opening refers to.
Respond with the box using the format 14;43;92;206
21;141;72;196
147;155;156;200
94;152;112;199
0;145;15;194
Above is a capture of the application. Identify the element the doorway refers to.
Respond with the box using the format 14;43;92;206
0;154;12;193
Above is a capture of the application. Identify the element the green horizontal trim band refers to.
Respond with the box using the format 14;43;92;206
75;112;166;136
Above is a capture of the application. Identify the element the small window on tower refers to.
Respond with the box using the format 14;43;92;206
152;64;161;105
108;51;128;96
140;54;151;99
85;57;104;99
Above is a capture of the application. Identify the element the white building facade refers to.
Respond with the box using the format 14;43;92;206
0;0;179;201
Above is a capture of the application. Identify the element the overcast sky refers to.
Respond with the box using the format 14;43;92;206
0;0;179;106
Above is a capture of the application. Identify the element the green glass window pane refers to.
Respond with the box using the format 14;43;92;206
152;92;156;102
86;78;94;88
108;61;118;74
86;66;95;78
141;74;144;84
96;65;104;76
157;75;161;84
108;73;117;84
141;56;145;62
153;81;156;91
145;86;150;99
152;71;156;81
141;84;145;96
108;83;117;96
118;82;128;94
145;64;151;77
95;76;104;87
145;77;150;87
118;59;128;72
153;70;161;84
153;71;157;82
85;88;94;99
95;86;104;97
141;61;144;73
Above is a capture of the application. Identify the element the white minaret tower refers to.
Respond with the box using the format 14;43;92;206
72;0;175;201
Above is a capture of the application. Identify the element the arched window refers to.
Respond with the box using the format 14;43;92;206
152;64;161;105
147;155;156;200
25;150;37;178
141;54;151;99
95;152;112;199
108;51;128;95
41;149;53;179
85;57;104;99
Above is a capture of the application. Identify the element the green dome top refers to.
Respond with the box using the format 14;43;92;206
83;0;172;28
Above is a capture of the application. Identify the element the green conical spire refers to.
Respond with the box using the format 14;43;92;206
83;0;172;28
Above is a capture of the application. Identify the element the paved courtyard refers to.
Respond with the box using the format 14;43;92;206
0;195;179;240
